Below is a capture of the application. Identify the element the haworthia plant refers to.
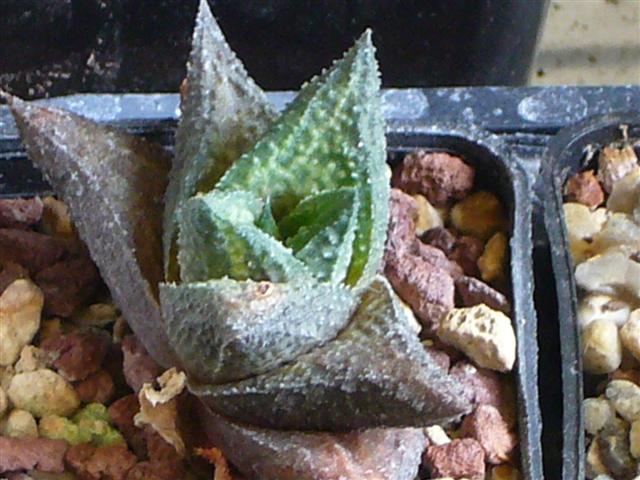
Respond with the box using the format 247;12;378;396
5;0;471;474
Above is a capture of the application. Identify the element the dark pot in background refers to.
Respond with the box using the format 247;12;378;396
0;0;549;98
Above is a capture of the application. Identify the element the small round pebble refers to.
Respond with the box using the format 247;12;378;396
584;397;615;436
605;380;640;423
620;309;640;361
582;319;622;375
1;408;38;438
7;368;80;418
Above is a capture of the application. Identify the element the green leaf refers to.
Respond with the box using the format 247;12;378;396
163;0;275;281
280;187;359;283
177;191;309;282
256;197;281;240
214;30;389;287
193;277;471;431
160;279;356;384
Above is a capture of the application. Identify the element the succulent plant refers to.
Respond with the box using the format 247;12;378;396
3;0;470;476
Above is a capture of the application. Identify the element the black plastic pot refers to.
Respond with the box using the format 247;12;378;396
542;111;640;480
387;124;543;480
0;97;543;479
1;0;549;99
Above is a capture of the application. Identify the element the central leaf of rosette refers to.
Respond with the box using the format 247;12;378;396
160;26;471;431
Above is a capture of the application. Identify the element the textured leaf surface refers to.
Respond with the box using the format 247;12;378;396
281;188;359;283
194;277;471;431
177;191;309;282
215;31;388;287
256;197;280;240
199;404;426;480
160;279;356;384
6;96;176;368
163;0;275;280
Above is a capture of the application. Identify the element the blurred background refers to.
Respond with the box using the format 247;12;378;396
0;0;637;99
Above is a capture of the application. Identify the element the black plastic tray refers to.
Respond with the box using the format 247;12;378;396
388;124;543;480
542;111;640;480
0;102;543;479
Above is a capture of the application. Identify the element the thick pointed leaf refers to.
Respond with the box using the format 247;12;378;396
199;404;425;480
163;0;275;280
160;279;356;384
194;277;471;431
215;30;389;287
177;191;309;282
5;95;176;367
281;187;359;283
256;197;280;240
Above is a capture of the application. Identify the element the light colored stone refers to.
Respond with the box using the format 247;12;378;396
7;369;80;418
1;365;15;391
14;346;53;373
598;146;638;194
582;319;622;375
477;232;509;285
584;397;616;436
578;294;631;330
438;304;516;372
0;279;44;366
425;425;451;446
607;168;640;213
412;194;443;235
1;408;38;438
575;252;640;299
592;213;640;253
564;203;609;240
620;309;640;361
631;420;640;459
0;386;7;418
586;439;610;479
606;380;640;423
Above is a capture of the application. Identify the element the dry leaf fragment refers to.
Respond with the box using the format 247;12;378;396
134;368;187;456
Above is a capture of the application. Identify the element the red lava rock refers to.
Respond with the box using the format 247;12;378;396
455;276;511;313
143;428;186;478
41;329;111;382
423;438;486;480
392;151;475;206
0;436;68;473
423;345;451;372
75;369;116;404
385;252;454;333
564;170;605;208
420;227;457;256
0;228;64;274
121;335;161;393
0;197;43;228
108;395;146;457
460;404;518;464
412;241;463;280
384;189;419;262
126;463;166;480
450;235;484;277
65;443;137;480
450;361;517;427
35;255;101;317
0;261;29;294
121;335;160;393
